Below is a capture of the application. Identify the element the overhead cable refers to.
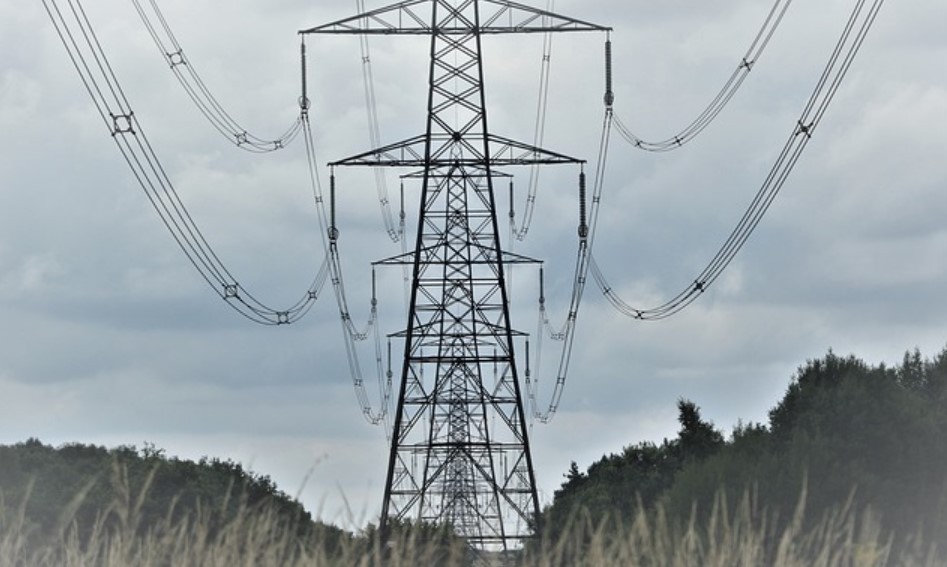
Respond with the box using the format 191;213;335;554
509;0;557;242
46;0;393;426
355;0;403;245
354;0;411;315
526;0;884;420
526;108;613;424
302;112;393;428
130;0;303;153
613;0;793;152
43;0;327;325
592;0;886;321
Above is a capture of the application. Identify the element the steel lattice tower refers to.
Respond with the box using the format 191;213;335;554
302;0;607;550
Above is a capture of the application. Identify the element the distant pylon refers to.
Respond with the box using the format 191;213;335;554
302;0;608;550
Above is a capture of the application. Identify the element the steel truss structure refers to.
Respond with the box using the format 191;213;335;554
303;0;607;551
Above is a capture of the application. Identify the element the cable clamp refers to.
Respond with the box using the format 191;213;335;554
110;112;135;136
167;50;186;68
796;121;814;139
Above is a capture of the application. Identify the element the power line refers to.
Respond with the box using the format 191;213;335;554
131;0;303;153
43;0;327;326
612;0;793;152
590;0;886;321
295;82;396;427
352;0;413;315
355;0;403;244
526;109;612;424
46;0;395;426
524;0;885;420
510;0;557;242
43;0;890;545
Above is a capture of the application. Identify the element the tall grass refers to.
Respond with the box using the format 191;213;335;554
523;484;942;567
2;478;941;566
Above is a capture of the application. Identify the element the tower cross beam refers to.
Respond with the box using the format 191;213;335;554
300;0;610;36
329;133;584;168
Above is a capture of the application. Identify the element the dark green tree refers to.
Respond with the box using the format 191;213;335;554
535;400;723;550
0;440;351;557
538;344;947;564
665;346;947;559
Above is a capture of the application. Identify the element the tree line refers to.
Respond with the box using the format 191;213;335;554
3;344;946;564
535;345;947;562
0;440;353;556
0;439;470;564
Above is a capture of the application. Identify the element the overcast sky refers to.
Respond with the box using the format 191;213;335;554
1;0;945;528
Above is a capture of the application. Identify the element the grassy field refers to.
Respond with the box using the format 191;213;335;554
2;483;942;567
524;491;940;567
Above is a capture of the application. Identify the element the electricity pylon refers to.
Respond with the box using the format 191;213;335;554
302;0;608;550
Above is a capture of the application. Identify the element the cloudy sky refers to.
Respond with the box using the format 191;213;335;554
1;0;945;528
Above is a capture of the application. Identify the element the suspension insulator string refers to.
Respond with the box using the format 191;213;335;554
371;266;378;307
509;180;515;221
399;180;406;224
578;167;589;240
300;37;310;112
329;167;339;242
539;266;546;305
604;34;615;109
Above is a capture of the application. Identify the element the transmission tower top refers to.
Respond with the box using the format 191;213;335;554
301;0;609;172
